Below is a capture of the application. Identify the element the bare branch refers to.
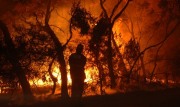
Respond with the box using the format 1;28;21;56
128;21;180;80
149;13;177;82
33;13;43;27
110;0;123;19
45;0;51;25
49;25;65;33
63;18;73;48
100;0;109;18
112;0;130;26
55;9;69;22
145;10;166;47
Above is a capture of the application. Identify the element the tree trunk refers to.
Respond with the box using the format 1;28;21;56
0;20;33;99
45;25;69;98
99;0;130;88
97;61;104;95
107;31;116;88
45;0;69;99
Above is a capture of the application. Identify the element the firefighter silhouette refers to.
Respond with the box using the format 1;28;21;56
69;44;86;102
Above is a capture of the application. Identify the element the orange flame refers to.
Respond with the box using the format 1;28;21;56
29;66;99;87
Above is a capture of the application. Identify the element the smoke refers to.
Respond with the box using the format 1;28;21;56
1;0;179;77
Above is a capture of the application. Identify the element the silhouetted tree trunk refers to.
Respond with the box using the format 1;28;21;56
45;0;69;99
107;29;116;88
0;20;33;99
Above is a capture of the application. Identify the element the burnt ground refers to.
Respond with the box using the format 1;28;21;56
0;88;180;107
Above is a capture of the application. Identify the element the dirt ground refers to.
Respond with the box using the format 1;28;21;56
0;88;180;107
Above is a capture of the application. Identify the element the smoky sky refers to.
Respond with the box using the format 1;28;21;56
0;0;179;54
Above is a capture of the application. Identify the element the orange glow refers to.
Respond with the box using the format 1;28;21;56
28;18;130;87
29;66;99;87
84;67;99;83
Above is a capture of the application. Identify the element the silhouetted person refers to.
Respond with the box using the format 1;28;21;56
69;44;86;106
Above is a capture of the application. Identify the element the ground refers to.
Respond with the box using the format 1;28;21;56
0;88;179;107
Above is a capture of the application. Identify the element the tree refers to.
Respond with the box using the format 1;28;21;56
13;20;57;94
69;0;131;89
122;1;151;83
98;0;131;88
149;0;180;83
3;0;72;98
0;20;33;99
44;0;70;98
125;0;180;83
